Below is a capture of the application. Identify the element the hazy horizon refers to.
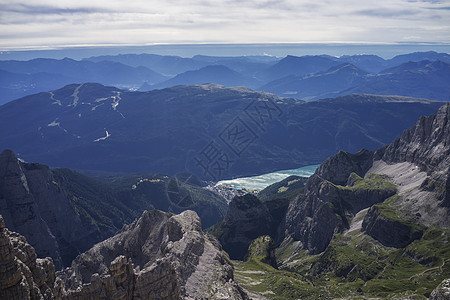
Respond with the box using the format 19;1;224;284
1;42;450;61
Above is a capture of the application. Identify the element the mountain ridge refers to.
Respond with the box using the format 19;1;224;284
0;210;250;299
2;51;450;105
0;83;444;180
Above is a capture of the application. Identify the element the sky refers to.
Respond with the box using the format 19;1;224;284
1;0;450;51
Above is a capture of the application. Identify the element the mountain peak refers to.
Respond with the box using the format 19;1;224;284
0;149;16;159
379;102;450;174
61;209;248;298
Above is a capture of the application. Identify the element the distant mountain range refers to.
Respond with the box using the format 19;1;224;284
144;65;262;90
260;63;369;100
1;51;449;105
0;58;167;104
0;83;443;179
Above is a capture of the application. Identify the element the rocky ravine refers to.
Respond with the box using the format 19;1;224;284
213;193;290;260
0;210;249;299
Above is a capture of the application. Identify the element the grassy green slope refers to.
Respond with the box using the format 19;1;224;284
231;174;449;299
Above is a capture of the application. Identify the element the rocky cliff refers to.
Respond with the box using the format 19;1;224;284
430;278;450;300
283;167;397;254
0;215;56;299
378;102;450;207
361;203;425;248
212;193;290;260
0;211;248;299
58;209;248;299
0;149;98;269
282;103;450;254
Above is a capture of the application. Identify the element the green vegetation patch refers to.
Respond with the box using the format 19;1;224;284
335;173;397;192
233;225;449;299
246;235;275;264
258;175;308;202
373;195;426;236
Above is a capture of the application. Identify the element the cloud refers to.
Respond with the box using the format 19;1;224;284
352;8;419;17
0;3;106;15
0;0;449;49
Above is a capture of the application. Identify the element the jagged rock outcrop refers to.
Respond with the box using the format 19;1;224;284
377;102;450;206
283;103;450;254
0;149;63;268
379;103;450;173
59;210;248;300
213;194;289;260
283;171;396;254
245;235;277;268
315;149;374;186
0;149;108;269
0;210;248;299
0;215;56;299
362;205;424;248
283;177;342;255
430;278;450;300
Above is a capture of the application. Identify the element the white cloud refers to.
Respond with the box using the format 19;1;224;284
0;0;449;49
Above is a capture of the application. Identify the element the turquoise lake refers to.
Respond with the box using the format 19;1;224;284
216;164;320;191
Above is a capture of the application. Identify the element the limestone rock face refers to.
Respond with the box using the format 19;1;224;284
283;178;341;255
0;210;248;300
0;149;115;269
378;102;450;205
214;194;289;260
0;149;62;268
283;103;450;255
430;278;450;300
315;149;374;186
0;215;56;300
59;210;248;300
0;149;228;269
284;171;396;254
362;205;424;248
380;103;450;171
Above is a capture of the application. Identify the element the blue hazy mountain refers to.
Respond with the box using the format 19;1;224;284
84;53;210;76
145;65;262;90
338;54;388;73
337;51;450;73
86;53;279;78
0;83;443;179
0;69;74;104
260;63;369;99
2;51;450;105
256;55;340;82
386;50;450;66
261;59;450;101
339;60;450;101
192;55;279;76
0;58;167;104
